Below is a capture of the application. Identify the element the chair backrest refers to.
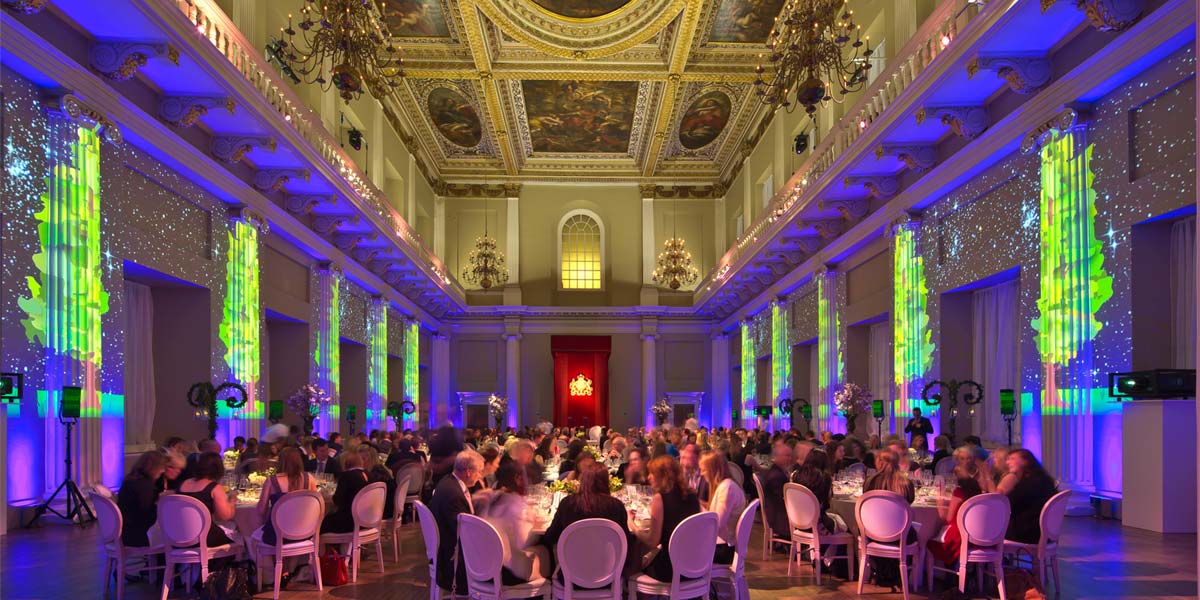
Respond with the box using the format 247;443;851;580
352;481;387;529
1040;490;1072;543
934;457;955;477
855;490;912;544
557;518;628;593
158;494;213;550
732;499;760;575
93;483;114;498
728;466;744;487
396;463;423;496
270;490;324;544
846;463;867;477
90;492;122;546
457;513;504;594
668;511;718;580
588;426;602;442
415;500;439;563
392;477;411;515
956;493;1011;551
783;483;821;531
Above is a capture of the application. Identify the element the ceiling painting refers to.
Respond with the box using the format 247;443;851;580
678;90;733;150
382;0;451;37
528;0;634;19
427;86;483;148
709;0;786;43
520;80;639;154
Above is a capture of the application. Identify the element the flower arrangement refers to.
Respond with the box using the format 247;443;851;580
834;382;873;416
246;466;276;488
608;475;623;494
547;479;579;494
651;397;671;426
287;383;331;435
488;393;507;420
580;444;603;461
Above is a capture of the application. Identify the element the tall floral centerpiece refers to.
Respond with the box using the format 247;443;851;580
287;383;331;437
834;382;873;436
488;393;508;428
651;397;671;428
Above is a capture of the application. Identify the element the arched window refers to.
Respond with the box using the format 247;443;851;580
558;210;604;290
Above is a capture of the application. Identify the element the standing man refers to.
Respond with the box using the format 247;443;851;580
904;407;934;449
430;449;484;595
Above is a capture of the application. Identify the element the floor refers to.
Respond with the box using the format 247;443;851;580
1;515;1194;599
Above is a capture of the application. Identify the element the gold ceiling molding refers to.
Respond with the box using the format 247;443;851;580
472;0;686;59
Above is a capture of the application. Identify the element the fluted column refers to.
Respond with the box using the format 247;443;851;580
432;333;451;427
710;334;731;428
219;207;267;447
890;216;935;438
771;299;791;432
816;267;846;434
504;332;521;429
366;296;388;433
641;320;659;428
312;263;342;437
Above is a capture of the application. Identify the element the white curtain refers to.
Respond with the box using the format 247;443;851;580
971;279;1020;445
868;321;891;435
1171;217;1196;369
123;281;156;446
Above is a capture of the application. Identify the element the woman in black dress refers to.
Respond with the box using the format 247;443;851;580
998;448;1057;543
117;451;167;548
321;449;370;533
635;455;700;583
358;445;397;519
541;462;636;576
175;452;237;549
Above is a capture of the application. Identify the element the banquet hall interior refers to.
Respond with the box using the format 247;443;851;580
1;0;1199;598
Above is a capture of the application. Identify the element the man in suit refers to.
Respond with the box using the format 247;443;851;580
904;407;934;449
430;449;483;595
305;438;341;476
761;441;793;550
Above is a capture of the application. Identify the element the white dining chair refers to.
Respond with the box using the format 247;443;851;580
321;481;387;582
1003;489;1071;597
626;512;718;600
415;500;442;600
158;495;241;600
784;483;856;584
728;465;745;488
711;499;759;600
458;513;549;600
90;492;164;600
926;493;1010;598
93;483;115;498
397;463;425;520
382;477;412;561
752;472;792;560
554;518;627;600
250;490;325;599
933;457;955;477
854;490;922;600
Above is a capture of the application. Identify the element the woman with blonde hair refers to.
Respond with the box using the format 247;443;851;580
863;449;916;590
358;444;398;519
701;451;746;565
635;456;700;582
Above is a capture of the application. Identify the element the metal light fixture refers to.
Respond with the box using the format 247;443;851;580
461;193;509;290
279;0;406;103
753;0;874;117
652;198;699;290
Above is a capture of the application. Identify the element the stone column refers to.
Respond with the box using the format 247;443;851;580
504;183;522;305
815;267;846;435
710;334;731;428
313;263;343;437
433;196;445;259
504;331;521;429
641;319;659;428
640;184;659;305
432;333;451;427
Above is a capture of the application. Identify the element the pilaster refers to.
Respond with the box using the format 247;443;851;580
711;334;731;429
431;333;451;427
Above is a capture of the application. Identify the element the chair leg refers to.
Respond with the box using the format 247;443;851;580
847;543;856;581
787;539;795;577
813;543;821;586
114;558;125;600
352;545;361;582
376;540;385;573
273;557;284;600
762;529;769;561
857;550;867;595
958;561;967;593
313;549;324;590
160;560;173;600
898;554;910;600
994;560;1006;600
393;525;401;562
1051;555;1061;599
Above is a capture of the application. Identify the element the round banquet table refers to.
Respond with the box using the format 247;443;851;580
829;496;944;546
232;490;334;536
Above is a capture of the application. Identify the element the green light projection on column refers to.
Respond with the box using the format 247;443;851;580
740;321;755;421
817;274;842;427
314;268;342;433
366;299;387;430
403;320;420;429
891;223;933;430
18;125;110;419
218;217;262;419
771;302;790;418
1031;129;1112;416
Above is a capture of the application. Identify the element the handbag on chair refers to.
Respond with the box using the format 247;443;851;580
320;546;350;586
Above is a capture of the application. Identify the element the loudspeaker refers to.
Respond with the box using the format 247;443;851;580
268;400;284;420
61;386;82;419
872;399;884;419
799;404;813;420
1108;369;1195;399
346;405;357;421
0;373;22;403
793;133;809;154
1000;389;1016;416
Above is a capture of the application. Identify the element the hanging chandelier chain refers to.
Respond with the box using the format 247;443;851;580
281;0;406;102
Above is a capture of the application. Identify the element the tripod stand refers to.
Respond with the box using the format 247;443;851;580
26;418;94;527
1004;414;1016;447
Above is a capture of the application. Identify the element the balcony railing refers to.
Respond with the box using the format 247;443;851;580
695;0;987;302
171;0;464;299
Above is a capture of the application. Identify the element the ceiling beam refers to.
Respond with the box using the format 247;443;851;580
457;0;517;176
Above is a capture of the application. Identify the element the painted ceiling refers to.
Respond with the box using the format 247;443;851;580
376;0;786;187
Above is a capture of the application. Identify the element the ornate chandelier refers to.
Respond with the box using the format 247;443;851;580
652;238;699;290
753;0;874;116
280;0;406;102
461;194;509;290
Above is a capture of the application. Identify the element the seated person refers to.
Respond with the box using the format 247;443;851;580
635;456;701;583
320;451;369;533
473;462;550;584
118;451;166;548
999;449;1057;544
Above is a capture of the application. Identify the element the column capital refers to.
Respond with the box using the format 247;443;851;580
502;332;523;341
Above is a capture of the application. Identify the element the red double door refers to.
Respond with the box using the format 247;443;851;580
551;335;610;428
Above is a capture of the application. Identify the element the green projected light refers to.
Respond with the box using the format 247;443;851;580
1032;130;1113;415
740;321;755;421
771;302;790;417
404;320;420;428
367;299;388;430
218;217;262;419
817;275;842;424
891;223;934;428
314;269;342;433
